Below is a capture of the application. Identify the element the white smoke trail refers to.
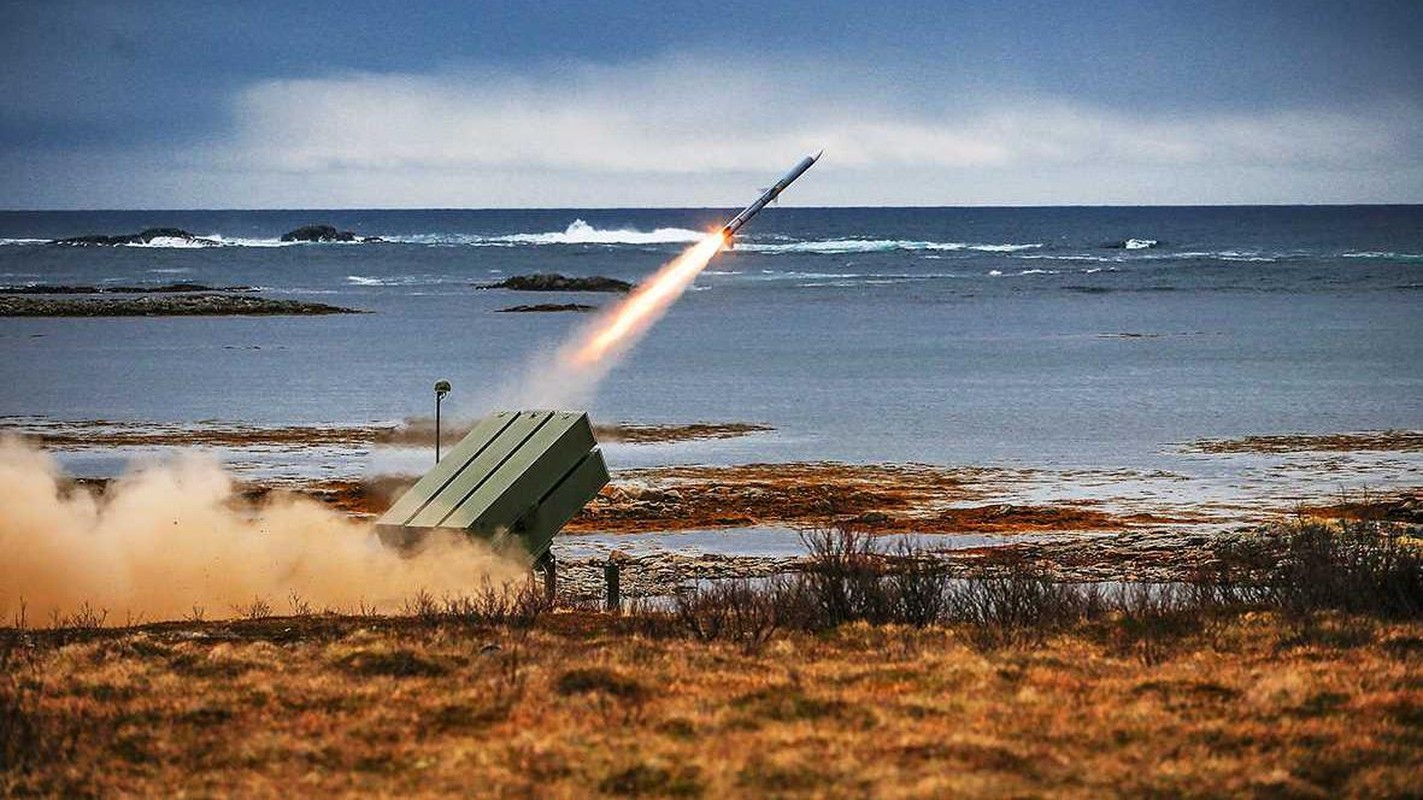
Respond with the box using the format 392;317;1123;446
498;231;727;410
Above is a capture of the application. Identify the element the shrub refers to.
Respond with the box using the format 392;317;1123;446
945;552;1090;648
1267;520;1422;619
798;525;894;626
673;579;781;651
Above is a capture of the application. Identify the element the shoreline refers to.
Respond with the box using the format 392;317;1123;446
0;294;361;316
9;417;1418;602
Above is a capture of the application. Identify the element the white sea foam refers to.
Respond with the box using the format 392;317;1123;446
494;219;703;245
0;238;49;246
1342;251;1423;260
391;220;705;247
1124;238;1157;250
120;236;220;249
1174;250;1284;262
346;274;445;287
1018;254;1123;263
738;239;1042;255
752;270;867;280
752;270;964;286
205;235;302;248
1217;251;1276;262
972;243;1044;253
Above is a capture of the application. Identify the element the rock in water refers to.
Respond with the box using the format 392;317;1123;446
54;228;216;246
478;273;635;293
280;224;371;242
0;295;362;317
496;303;599;313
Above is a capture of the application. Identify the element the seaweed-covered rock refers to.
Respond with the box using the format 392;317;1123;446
496;303;598;313
478;273;634;293
0;283;254;295
0;295;362;317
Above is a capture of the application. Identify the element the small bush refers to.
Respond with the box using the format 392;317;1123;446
1113;583;1201;665
1268;520;1422;619
398;581;550;628
797;524;895;626
636;518;1419;653
231;597;271;621
673;579;781;651
946;553;1090;648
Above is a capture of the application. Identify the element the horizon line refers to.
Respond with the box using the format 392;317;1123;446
2;202;1421;213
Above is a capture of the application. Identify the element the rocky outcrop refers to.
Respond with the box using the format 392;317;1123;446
477;273;634;293
496;303;598;313
54;228;217;246
0;283;254;295
280;224;381;243
0;295;362;317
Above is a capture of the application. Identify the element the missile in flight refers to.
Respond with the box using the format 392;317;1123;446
720;150;822;240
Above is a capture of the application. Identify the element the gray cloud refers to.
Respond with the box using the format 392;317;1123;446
3;55;1421;207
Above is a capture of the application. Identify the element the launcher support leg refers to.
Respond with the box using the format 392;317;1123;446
535;551;557;599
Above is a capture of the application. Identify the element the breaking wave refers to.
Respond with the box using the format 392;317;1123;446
392;220;706;247
119;236;220;249
345;274;454;287
6;235;308;249
495;219;705;245
1342;251;1423;261
736;239;1042;255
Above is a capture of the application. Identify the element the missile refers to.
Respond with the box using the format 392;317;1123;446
720;150;822;240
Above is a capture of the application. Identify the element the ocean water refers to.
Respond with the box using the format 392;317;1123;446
1;206;1420;475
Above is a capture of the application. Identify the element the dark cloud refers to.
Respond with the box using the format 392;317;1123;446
0;0;1419;206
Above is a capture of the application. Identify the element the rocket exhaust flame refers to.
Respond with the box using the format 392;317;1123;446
478;152;820;412
566;231;726;367
559;152;820;377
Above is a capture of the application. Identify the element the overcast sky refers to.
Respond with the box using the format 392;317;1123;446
1;0;1420;208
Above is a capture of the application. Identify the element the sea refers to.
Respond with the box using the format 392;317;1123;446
1;206;1420;496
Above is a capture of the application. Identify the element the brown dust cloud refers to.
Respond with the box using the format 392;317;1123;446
0;437;523;626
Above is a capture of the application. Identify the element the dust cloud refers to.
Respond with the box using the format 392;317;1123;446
0;436;525;626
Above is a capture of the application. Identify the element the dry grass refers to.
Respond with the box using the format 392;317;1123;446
3;520;1419;797
2;609;1419;798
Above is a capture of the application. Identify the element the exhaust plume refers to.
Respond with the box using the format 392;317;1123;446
0;436;524;626
498;231;726;409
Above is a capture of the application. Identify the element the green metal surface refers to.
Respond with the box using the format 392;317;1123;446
376;410;609;565
378;411;517;526
404;411;556;528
